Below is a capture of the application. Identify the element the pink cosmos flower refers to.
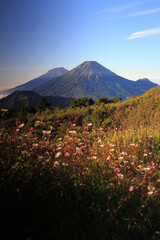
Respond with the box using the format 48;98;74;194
129;186;134;192
65;152;70;157
114;168;120;173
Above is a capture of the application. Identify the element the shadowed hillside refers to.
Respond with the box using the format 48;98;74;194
0;91;74;109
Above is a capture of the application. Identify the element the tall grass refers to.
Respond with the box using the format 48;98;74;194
0;87;159;240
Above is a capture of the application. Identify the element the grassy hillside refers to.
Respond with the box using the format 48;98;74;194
30;86;160;131
0;87;159;240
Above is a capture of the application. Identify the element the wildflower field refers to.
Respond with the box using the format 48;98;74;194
0;87;160;240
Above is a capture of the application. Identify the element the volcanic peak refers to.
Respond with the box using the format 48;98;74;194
69;61;116;77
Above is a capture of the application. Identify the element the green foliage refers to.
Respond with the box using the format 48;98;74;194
96;96;109;105
110;96;122;103
38;97;51;111
69;97;94;108
0;87;159;239
96;96;122;105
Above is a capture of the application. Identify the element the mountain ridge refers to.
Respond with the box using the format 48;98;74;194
0;67;68;98
34;61;158;100
0;90;74;109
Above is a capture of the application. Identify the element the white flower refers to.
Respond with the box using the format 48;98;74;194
36;120;40;124
142;167;150;171
53;161;60;168
32;143;39;147
43;130;51;137
148;191;154;195
68;131;76;134
122;152;127;155
76;147;82;151
148;184;155;192
117;173;124;179
87;123;92;126
123;160;128;164
55;152;61;158
18;123;24;128
57;144;62;147
130;143;135;146
62;163;68;166
110;144;116;147
56;147;62;151
1;108;8;112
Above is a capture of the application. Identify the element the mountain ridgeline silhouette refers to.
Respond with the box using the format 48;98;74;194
0;67;68;97
0;91;74;109
0;61;158;109
34;61;158;100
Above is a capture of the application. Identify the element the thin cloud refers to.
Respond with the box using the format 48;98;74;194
127;27;160;39
123;7;160;17
112;0;154;12
96;0;155;15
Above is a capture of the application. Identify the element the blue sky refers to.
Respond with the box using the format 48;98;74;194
0;0;160;88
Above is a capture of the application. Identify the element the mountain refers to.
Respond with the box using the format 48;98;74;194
34;61;158;100
0;91;74;109
0;67;68;98
135;78;158;89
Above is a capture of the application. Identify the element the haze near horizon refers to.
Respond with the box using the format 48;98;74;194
0;0;160;89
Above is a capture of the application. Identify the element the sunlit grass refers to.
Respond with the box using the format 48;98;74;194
0;87;159;240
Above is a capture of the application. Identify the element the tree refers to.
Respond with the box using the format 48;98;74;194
110;97;122;103
69;98;94;108
38;98;51;111
96;96;109;105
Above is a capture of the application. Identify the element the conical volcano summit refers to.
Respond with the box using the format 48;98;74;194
34;61;157;100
